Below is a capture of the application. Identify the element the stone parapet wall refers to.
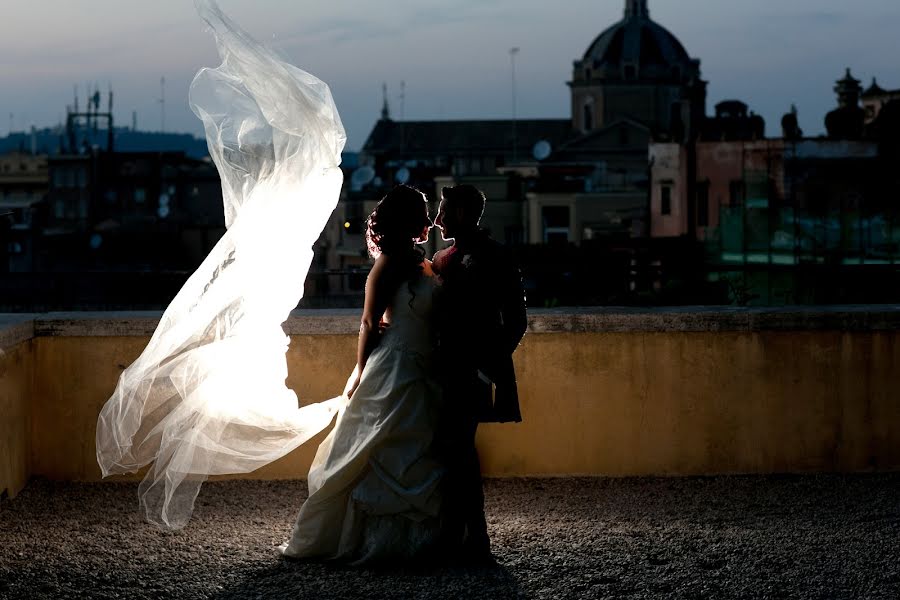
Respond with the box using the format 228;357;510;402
0;315;35;499
23;305;900;337
1;307;899;489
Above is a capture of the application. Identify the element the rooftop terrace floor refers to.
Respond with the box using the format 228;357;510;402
2;475;899;599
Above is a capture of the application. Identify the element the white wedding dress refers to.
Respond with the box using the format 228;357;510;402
95;2;448;555
281;272;445;563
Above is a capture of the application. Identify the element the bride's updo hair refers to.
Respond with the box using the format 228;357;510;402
366;185;431;261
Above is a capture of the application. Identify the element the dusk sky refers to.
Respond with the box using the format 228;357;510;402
3;0;899;151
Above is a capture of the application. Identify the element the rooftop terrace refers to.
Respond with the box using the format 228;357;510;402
1;306;899;598
2;475;899;599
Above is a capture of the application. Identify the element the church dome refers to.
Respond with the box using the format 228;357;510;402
577;0;697;81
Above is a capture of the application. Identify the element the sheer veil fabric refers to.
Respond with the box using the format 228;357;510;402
95;0;349;529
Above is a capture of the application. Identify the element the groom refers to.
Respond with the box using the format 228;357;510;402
432;184;527;561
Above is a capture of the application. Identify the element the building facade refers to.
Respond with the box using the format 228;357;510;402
0;152;49;272
648;67;900;304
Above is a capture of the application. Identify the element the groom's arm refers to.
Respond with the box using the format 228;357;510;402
498;250;527;355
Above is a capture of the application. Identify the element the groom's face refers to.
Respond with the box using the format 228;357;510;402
435;199;458;241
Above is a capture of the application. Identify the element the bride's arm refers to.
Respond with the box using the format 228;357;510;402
347;254;396;398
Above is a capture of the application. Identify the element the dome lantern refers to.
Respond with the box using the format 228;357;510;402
625;0;649;19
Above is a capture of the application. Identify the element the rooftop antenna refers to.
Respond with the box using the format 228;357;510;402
159;76;166;133
92;84;101;132
350;165;376;191
510;47;520;163
74;85;79;113
532;140;552;161
133;111;137;131
7;113;12;135
108;83;113;113
380;82;390;120
86;82;93;130
400;81;406;120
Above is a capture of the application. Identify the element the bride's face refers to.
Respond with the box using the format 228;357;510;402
414;203;433;245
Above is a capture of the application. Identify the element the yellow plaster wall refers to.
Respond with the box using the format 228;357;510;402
26;330;900;482
29;335;358;482
0;341;33;499
479;331;900;475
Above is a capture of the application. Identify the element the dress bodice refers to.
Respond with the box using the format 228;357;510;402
379;273;437;356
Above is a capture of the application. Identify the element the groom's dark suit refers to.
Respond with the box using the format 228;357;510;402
433;229;527;553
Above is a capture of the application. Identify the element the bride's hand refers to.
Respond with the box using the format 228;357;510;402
347;375;362;399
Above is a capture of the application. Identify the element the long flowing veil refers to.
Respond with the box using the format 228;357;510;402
95;0;348;529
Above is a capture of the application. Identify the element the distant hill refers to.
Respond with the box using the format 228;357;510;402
2;128;359;167
1;127;210;158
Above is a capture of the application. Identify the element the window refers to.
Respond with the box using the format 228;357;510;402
729;180;744;206
542;206;570;244
697;182;709;227
661;185;672;215
582;96;595;132
347;267;367;292
584;67;592;81
619;127;630;146
134;188;146;204
624;64;637;79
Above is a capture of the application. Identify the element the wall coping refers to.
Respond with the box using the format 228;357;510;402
0;305;899;346
0;314;37;350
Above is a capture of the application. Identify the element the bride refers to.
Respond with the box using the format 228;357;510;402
96;0;448;565
280;185;446;563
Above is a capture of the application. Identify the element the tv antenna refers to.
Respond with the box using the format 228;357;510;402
532;140;552;161
159;77;166;133
510;47;520;163
350;166;376;191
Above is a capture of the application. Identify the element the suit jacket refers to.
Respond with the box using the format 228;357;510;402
433;231;527;423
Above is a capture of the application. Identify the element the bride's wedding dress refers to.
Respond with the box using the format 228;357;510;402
94;2;448;561
281;273;445;563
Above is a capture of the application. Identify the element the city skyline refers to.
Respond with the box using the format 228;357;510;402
2;0;899;151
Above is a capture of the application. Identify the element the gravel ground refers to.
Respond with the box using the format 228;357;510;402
2;475;900;599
